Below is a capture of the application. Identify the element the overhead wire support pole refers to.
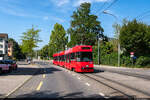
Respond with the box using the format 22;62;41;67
98;35;100;65
102;10;120;67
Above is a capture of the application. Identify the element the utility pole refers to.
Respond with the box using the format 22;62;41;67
98;35;100;65
103;10;120;67
98;37;100;65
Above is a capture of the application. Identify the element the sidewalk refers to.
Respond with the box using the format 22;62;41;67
0;62;40;98
95;64;150;77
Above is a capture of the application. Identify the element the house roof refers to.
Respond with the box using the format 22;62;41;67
0;33;8;38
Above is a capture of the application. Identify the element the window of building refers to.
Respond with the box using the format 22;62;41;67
0;50;3;54
0;38;3;42
0;44;3;48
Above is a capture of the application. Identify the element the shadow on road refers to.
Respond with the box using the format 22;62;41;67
7;90;105;99
93;68;105;73
6;90;130;99
0;66;61;76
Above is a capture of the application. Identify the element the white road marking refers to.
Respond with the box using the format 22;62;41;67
85;83;90;86
78;77;81;80
72;74;75;76
99;93;105;96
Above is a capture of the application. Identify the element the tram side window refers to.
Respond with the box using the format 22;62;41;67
57;56;58;61
59;56;61;61
54;57;56;61
62;55;64;61
65;55;67;62
61;56;62;61
58;56;60;61
76;52;81;62
60;56;61;61
61;55;63;61
67;54;70;63
70;53;75;61
55;56;57;61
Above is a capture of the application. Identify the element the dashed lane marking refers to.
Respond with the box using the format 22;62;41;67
78;77;81;80
43;74;46;78
85;83;90;86
36;81;43;91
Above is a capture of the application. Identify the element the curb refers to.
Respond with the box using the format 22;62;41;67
95;64;150;70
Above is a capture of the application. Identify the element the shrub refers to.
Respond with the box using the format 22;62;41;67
135;56;150;66
121;56;132;67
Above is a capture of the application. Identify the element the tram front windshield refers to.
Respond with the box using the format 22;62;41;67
76;52;93;62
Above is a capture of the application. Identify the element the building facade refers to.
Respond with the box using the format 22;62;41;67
8;42;13;57
0;33;8;60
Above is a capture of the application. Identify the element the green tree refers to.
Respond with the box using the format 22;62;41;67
8;38;25;60
67;2;104;47
120;19;150;56
21;26;42;58
39;45;49;59
49;23;68;57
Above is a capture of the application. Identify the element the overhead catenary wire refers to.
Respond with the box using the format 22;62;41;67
137;14;150;21
103;0;118;11
96;0;119;16
134;10;150;20
95;1;108;14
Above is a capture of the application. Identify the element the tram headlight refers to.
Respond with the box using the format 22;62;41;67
86;65;89;67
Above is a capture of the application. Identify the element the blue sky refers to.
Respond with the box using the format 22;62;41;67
0;0;150;50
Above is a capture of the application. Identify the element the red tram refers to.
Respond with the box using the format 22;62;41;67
53;45;94;72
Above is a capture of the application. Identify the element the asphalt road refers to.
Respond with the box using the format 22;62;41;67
7;62;104;99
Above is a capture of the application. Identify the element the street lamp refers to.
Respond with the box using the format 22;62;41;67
102;10;120;67
98;35;100;65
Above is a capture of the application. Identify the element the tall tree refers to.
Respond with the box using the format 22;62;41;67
120;19;150;56
67;2;104;47
49;23;68;57
8;38;25;60
39;45;49;59
21;26;42;58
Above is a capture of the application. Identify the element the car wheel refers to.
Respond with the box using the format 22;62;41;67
15;65;18;70
8;67;12;73
0;69;2;74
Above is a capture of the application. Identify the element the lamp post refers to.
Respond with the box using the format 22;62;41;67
102;10;120;67
98;35;100;65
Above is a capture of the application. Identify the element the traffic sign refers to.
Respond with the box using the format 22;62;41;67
130;52;134;55
130;55;134;58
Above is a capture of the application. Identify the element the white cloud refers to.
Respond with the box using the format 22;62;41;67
53;17;65;23
57;0;69;6
0;6;28;17
51;0;69;7
51;0;109;7
73;0;109;7
42;15;65;23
